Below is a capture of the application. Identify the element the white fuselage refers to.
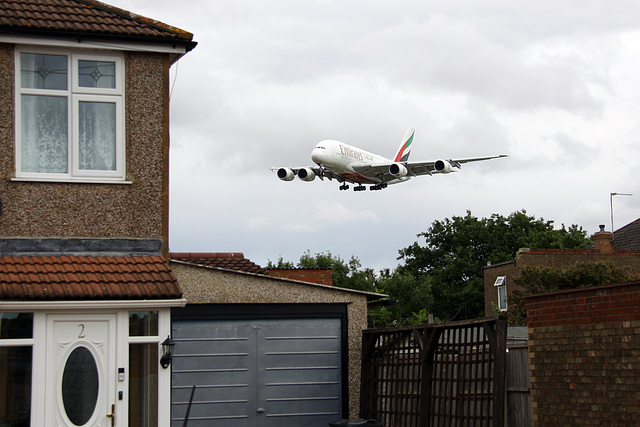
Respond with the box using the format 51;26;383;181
311;140;401;184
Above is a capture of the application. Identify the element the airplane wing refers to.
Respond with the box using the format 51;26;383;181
406;154;509;176
352;154;509;181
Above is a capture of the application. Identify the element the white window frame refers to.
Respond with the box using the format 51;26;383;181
15;47;126;183
494;276;507;311
126;309;169;426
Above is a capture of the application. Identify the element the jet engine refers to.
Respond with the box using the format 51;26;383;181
276;168;295;181
434;160;453;173
297;167;316;181
389;163;408;177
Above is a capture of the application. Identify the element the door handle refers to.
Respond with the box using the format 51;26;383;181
106;403;115;426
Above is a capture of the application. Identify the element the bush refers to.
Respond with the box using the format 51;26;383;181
505;261;640;324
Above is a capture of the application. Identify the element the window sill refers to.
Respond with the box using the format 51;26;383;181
11;177;132;185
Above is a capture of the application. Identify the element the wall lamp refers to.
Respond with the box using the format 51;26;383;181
160;335;176;369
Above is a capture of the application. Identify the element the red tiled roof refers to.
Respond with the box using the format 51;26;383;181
170;253;268;275
0;255;181;300
0;0;195;48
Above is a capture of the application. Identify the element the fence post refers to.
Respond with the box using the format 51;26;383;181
415;326;441;427
360;331;379;419
492;318;507;427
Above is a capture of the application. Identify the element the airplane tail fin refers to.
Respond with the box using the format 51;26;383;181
393;128;415;162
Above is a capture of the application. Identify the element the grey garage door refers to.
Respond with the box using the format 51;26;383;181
171;318;343;427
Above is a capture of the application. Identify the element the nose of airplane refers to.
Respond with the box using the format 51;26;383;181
311;143;325;164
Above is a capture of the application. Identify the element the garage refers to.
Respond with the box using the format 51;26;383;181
169;257;384;421
171;304;347;427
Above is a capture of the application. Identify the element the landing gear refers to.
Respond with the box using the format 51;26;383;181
370;183;388;191
338;183;386;191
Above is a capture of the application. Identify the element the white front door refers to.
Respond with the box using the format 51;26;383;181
45;313;118;427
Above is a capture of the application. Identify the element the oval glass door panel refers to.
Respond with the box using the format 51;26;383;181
61;346;100;426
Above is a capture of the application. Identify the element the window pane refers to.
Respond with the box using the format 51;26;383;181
498;286;507;311
21;95;68;173
61;346;99;425
129;344;158;426
129;311;159;337
78;101;116;171
21;53;67;90
78;60;116;88
0;313;33;339
0;346;32;426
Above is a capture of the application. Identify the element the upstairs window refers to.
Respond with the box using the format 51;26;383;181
494;276;507;311
16;49;125;181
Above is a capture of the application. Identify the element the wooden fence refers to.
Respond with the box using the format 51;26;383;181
360;317;507;427
505;343;531;426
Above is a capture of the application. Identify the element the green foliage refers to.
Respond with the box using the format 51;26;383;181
505;262;640;324
268;250;376;292
368;271;434;327
268;210;594;327
266;256;296;269
397;210;591;321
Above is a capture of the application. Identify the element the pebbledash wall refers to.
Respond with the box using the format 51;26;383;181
0;46;171;251
524;280;640;426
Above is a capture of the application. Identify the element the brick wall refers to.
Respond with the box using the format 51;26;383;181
525;281;640;426
266;269;333;286
484;248;640;317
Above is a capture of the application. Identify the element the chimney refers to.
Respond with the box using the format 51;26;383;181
592;224;614;254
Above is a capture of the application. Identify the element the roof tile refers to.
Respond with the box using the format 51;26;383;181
0;255;181;300
170;252;268;275
613;218;640;251
0;0;195;47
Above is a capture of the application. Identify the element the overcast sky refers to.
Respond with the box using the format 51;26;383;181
109;0;639;271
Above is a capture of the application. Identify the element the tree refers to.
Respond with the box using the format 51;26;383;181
267;250;377;292
266;256;296;269
397;210;591;321
504;262;640;324
369;270;434;327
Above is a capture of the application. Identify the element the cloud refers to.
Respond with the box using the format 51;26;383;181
108;0;640;270
281;222;317;233
248;217;271;230
313;200;379;224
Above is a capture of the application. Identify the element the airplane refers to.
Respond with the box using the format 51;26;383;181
271;128;508;191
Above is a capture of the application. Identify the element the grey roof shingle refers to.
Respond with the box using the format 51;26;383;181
613;218;640;251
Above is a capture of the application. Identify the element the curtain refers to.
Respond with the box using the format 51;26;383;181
21;95;68;173
79;101;116;171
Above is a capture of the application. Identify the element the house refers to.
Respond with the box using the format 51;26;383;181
484;221;640;316
611;217;640;250
0;2;383;425
0;1;195;425
169;253;383;424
